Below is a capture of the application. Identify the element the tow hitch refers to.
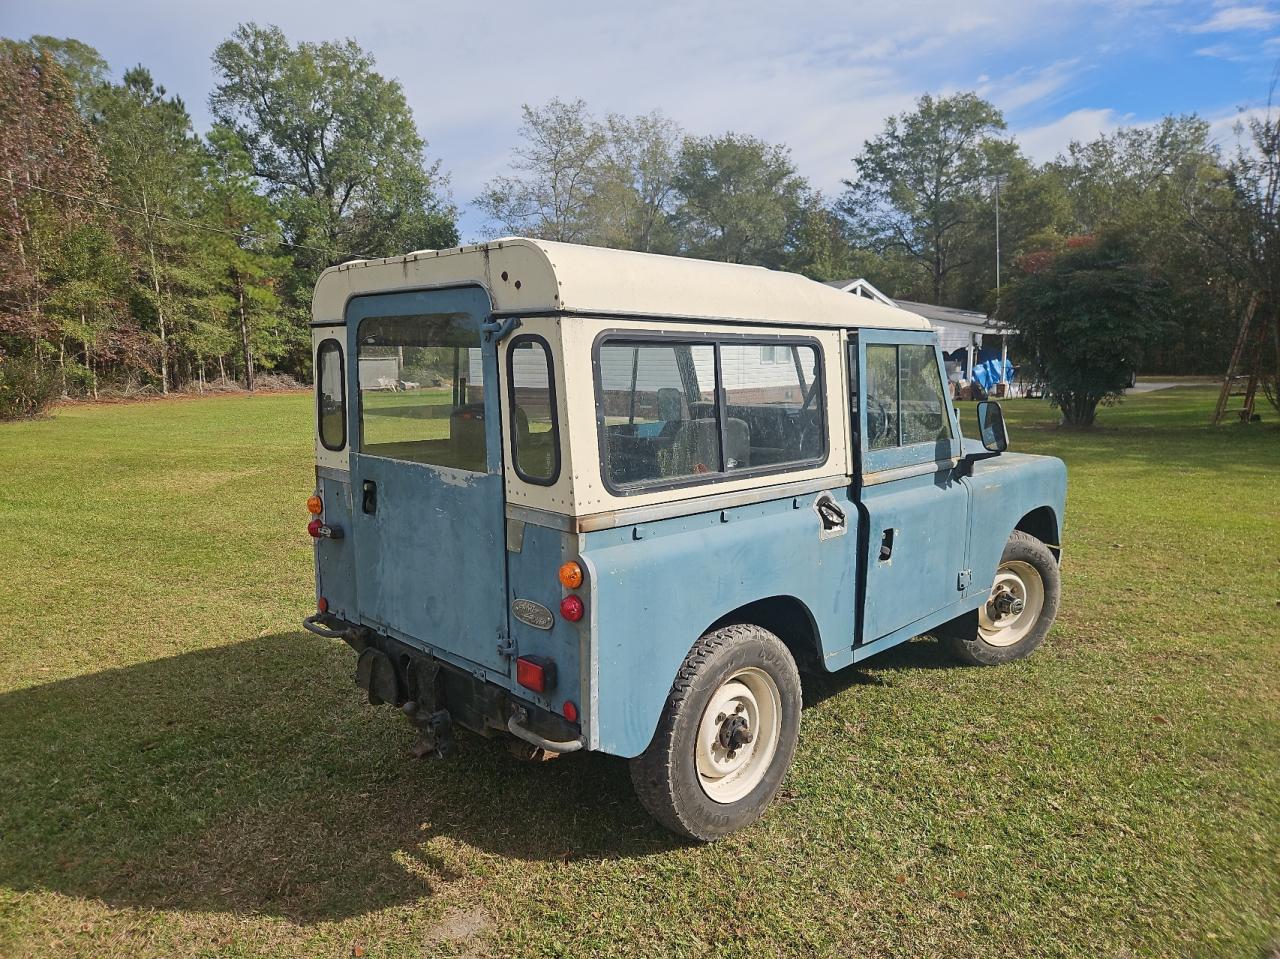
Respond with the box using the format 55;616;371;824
403;700;455;759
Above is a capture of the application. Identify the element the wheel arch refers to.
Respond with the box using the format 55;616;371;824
1014;505;1061;561
707;594;823;673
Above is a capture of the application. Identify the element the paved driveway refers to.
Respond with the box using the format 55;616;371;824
1127;379;1213;393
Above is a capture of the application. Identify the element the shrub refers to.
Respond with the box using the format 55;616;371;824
0;355;61;420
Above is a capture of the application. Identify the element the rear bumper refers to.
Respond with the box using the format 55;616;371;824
303;613;584;750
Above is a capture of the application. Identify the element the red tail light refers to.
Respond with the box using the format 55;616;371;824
562;700;579;723
307;518;324;538
559;595;584;622
516;655;557;693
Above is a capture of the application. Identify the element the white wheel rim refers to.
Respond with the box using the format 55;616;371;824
695;666;782;804
978;560;1045;647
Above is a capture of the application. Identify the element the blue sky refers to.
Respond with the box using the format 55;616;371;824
3;0;1277;239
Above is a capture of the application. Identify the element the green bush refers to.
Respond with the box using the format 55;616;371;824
0;356;61;420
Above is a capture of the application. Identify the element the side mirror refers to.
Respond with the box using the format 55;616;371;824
976;401;1008;453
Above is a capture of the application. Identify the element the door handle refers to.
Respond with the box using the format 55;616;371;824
817;499;846;531
362;480;377;515
879;528;895;561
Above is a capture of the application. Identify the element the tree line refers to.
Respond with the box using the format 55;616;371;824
2;24;1276;422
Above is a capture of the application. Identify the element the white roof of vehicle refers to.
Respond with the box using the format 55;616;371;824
312;238;930;331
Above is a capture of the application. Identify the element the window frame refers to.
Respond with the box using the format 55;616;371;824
316;337;347;452
505;332;562;487
592;328;829;496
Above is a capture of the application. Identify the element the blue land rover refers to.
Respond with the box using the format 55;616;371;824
303;239;1066;840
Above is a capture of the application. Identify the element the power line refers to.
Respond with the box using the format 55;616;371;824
0;174;373;260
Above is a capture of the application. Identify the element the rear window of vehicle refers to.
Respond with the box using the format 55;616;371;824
596;336;826;492
507;335;560;485
357;313;486;471
317;338;345;450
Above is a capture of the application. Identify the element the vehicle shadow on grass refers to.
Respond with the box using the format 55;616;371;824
800;636;961;708
0;632;679;924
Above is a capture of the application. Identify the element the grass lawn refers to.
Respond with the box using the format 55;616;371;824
1;387;1277;958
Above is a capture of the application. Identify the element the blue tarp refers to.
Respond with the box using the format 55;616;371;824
972;357;1016;390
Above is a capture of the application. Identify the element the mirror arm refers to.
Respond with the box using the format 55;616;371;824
955;450;1001;478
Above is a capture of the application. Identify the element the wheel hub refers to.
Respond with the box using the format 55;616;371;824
717;713;753;753
991;588;1024;617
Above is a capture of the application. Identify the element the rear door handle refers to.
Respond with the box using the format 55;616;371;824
362;480;377;515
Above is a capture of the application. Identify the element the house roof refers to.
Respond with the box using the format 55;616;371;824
824;278;992;330
312;239;931;332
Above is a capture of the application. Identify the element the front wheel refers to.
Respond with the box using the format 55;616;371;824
941;530;1061;666
630;624;802;841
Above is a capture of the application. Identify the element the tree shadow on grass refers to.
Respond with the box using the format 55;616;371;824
0;632;679;924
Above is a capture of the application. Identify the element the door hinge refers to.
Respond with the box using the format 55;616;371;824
496;629;517;659
957;569;972;591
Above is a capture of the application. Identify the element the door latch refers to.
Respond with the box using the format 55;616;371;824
957;569;972;591
362;480;377;515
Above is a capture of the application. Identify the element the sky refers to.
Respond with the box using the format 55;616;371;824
3;0;1278;239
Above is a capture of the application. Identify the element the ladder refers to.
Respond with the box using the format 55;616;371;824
1211;294;1263;425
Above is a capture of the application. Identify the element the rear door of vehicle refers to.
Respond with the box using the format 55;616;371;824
346;286;510;674
853;328;971;644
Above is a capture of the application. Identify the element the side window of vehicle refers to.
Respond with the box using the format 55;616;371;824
864;342;951;451
507;335;560;485
317;338;346;450
865;344;899;450
720;342;824;470
599;341;719;488
899;344;952;445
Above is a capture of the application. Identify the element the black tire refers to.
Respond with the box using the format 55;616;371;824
941;530;1061;666
629;624;802;841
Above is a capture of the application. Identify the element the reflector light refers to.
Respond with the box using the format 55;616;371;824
317;596;329;613
307;518;324;538
559;595;585;622
558;561;584;589
306;494;323;515
516;655;556;693
562;700;579;723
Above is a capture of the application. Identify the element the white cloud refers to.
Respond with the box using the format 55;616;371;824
1195;43;1241;57
1190;4;1280;32
977;60;1083;113
1014;108;1127;161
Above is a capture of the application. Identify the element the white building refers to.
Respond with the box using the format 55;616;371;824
823;279;1010;387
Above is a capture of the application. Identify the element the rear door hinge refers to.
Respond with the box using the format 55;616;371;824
957;569;972;591
496;629;517;659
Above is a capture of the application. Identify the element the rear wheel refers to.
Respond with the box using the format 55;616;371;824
942;530;1060;666
630;624;801;841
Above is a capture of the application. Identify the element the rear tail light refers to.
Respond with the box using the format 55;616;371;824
317;596;329;613
307;518;324;538
562;700;579;723
558;561;583;589
516;655;557;694
559;595;584;622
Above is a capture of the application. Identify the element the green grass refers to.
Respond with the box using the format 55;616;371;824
1;387;1277;958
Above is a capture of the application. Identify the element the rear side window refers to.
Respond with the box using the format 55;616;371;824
721;343;824;470
317;338;345;450
507;335;560;485
596;336;826;492
865;343;951;450
599;341;718;488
